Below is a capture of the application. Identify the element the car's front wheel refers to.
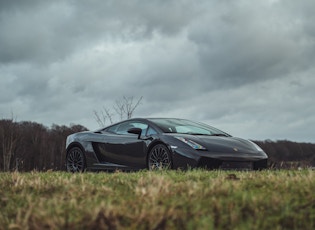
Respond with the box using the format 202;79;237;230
66;147;86;172
148;144;172;170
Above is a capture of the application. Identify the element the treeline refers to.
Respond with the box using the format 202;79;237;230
0;119;314;172
254;140;315;169
0;119;87;172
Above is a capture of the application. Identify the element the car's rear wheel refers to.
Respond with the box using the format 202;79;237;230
148;144;172;170
66;147;86;172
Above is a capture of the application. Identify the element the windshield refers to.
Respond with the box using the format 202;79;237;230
149;118;230;136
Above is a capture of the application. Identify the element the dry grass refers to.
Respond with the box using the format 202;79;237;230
0;169;314;230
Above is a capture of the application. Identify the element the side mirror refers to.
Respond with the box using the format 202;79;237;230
127;128;142;139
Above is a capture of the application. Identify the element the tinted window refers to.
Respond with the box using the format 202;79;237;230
106;121;149;135
146;126;158;136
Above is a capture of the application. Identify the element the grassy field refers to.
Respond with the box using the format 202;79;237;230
0;169;314;230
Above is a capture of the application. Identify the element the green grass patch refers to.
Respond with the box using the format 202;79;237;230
0;169;314;229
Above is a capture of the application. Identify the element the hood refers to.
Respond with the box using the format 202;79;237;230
200;136;260;153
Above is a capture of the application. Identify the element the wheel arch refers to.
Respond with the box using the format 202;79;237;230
66;142;85;155
147;140;172;156
147;141;173;169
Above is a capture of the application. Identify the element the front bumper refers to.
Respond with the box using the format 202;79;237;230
198;157;267;170
171;147;268;170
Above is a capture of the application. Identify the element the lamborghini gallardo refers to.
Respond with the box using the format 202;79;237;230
65;118;268;172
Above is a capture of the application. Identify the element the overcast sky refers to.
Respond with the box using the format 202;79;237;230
1;0;314;142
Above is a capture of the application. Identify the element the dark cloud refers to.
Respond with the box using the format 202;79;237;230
0;0;314;142
0;0;198;64
188;0;315;89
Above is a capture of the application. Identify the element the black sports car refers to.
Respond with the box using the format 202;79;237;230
65;118;268;172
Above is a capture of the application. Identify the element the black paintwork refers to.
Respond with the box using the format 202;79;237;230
65;118;268;171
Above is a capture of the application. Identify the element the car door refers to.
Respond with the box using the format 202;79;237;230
95;121;149;168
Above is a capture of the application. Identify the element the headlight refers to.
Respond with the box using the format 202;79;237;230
175;137;206;150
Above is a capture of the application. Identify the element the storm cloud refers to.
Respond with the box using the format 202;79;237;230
0;0;314;142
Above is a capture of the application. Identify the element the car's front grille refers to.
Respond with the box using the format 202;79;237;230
221;161;253;170
197;157;266;170
197;157;221;169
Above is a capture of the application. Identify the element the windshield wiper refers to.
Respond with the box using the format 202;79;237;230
209;133;228;137
178;132;229;137
179;132;211;136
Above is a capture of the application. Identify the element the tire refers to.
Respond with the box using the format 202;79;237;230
66;147;86;172
148;144;172;170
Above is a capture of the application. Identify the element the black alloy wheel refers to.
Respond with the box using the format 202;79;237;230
148;144;172;170
66;147;86;172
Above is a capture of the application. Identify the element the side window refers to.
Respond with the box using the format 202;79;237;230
105;124;119;133
116;122;137;134
146;126;157;136
132;122;149;133
106;121;149;135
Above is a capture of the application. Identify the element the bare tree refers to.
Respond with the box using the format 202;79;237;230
94;96;143;127
0;119;20;171
115;96;143;120
93;107;114;127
